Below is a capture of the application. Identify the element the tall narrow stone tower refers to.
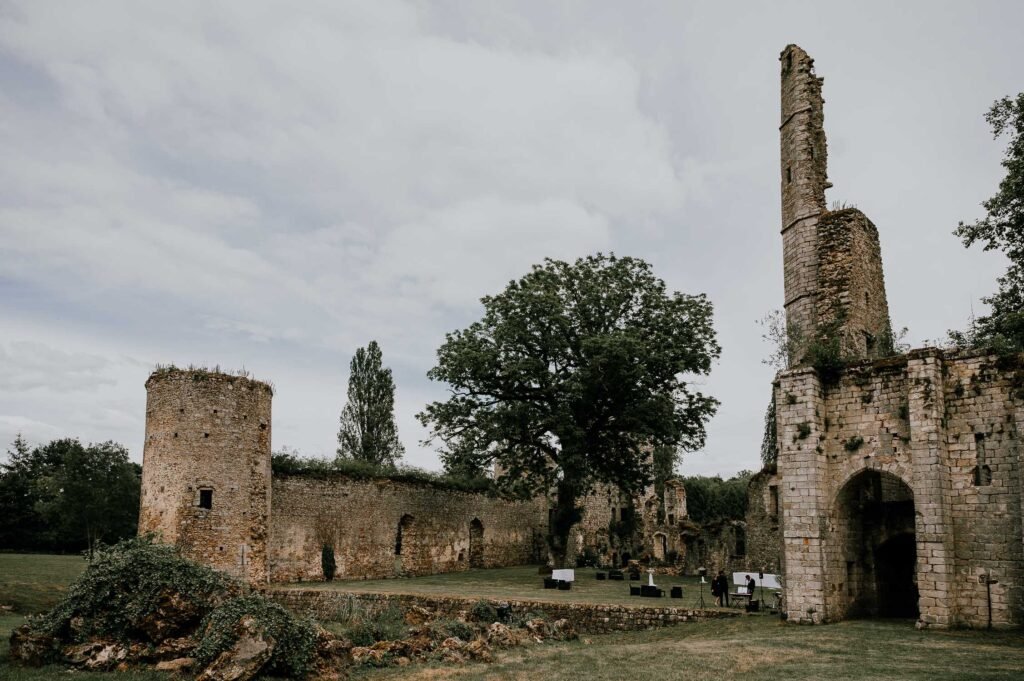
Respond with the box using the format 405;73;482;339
138;368;273;583
779;45;892;363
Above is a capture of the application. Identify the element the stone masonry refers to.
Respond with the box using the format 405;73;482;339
270;473;547;581
770;46;1024;628
139;368;273;584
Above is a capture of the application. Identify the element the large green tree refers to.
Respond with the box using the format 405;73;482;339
952;93;1024;351
336;341;405;467
0;436;140;554
418;254;720;567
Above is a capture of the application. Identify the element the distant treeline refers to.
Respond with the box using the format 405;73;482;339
680;471;753;525
0;436;140;556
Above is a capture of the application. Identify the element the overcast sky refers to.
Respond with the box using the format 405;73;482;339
1;1;1021;477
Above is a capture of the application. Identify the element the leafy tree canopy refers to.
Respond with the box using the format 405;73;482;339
336;340;405;467
418;253;720;565
951;93;1024;352
680;471;753;525
0;436;140;555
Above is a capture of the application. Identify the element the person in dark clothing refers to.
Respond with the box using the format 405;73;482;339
716;570;730;607
746;574;757;600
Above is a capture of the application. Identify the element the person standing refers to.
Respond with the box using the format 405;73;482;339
716;570;730;607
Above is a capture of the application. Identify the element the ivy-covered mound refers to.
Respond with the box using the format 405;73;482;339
7;537;346;680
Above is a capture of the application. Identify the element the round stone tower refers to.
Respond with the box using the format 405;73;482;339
139;367;273;583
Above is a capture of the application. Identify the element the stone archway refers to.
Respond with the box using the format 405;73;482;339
830;470;918;619
653;532;668;561
469;518;484;568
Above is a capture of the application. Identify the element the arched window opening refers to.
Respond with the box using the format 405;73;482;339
396;514;414;556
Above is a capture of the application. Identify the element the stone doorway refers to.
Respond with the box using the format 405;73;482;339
469;518;484;568
831;470;918;620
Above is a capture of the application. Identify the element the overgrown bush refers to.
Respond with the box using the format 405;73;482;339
321;544;336;582
343;604;407;646
426;618;474;641
194;595;317;678
469;600;498;623
681;472;753;525
36;536;234;641
271;451;494;494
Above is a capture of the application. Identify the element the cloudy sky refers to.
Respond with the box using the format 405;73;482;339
1;1;1021;476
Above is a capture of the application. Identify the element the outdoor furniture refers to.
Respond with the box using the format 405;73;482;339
596;571;607;580
729;586;753;607
552;568;575;583
608;569;624;581
558;580;572;591
628;570;640;581
630;585;641;596
543;578;557;589
670;586;683;599
640;585;664;597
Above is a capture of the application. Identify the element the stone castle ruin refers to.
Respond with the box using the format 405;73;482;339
137;369;711;584
137;45;1022;629
753;45;1024;628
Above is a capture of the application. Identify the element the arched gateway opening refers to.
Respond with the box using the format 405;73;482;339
832;470;918;619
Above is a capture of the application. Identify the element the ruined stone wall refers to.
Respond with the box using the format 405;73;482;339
745;471;783;574
775;350;1024;627
139;369;273;584
268;589;738;634
569;479;689;568
816;209;892;357
268;474;547;582
780;44;829;354
779;45;891;366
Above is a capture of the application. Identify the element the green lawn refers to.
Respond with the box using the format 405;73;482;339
1;555;1022;681
362;616;1024;681
284;566;773;612
0;554;88;615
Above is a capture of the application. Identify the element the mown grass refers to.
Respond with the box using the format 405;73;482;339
361;615;1024;681
286;566;771;612
0;554;88;615
1;555;1022;681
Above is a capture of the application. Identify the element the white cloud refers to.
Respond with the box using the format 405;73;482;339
0;1;1020;475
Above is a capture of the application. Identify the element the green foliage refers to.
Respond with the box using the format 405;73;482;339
760;393;777;469
194;595;317;678
342;604;407;646
321;544;336;582
271;449;494;494
36;536;233;642
426;618;475;641
843;435;865;452
337;340;405;467
795;422;811;440
469;599;498;623
419;253;720;566
681;472;753;525
609;507;639;544
0;436;140;555
951;93;1024;352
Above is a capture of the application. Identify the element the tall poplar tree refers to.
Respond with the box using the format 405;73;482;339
337;341;404;467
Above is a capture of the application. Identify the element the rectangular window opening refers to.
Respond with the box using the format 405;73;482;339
769;486;780;516
198;489;213;510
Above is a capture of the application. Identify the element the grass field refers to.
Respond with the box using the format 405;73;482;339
0;554;88;615
2;555;1023;681
286;566;768;612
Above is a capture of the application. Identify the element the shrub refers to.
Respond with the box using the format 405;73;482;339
843;435;865;452
321;544;336;582
194;595;317;678
469;599;498;623
36;536;234;641
343;604;407;646
427;618;474;641
795;422;812;440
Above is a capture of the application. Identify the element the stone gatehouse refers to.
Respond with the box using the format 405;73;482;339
766;45;1024;628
